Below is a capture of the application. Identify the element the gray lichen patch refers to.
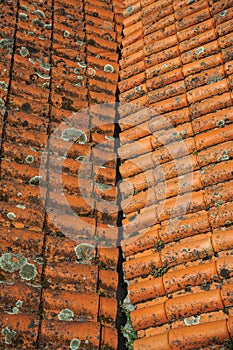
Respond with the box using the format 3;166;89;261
74;243;95;263
19;263;37;281
1;327;16;345
76;156;88;162
195;47;205;55
0;98;6;115
70;338;81;350
125;5;134;14
104;64;114;73
61;128;87;144
58;308;74;321
0;253;27;273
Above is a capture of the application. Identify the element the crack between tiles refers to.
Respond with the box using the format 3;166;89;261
35;0;55;346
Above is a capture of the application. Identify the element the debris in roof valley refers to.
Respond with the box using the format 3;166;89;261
1;0;233;349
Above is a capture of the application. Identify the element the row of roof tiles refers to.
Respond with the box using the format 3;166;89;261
119;0;233;348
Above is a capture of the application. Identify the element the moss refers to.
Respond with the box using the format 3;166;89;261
58;308;74;321
224;338;233;349
0;253;27;273
19;263;37;280
70;338;81;349
154;239;164;252
119;300;137;350
151;266;170;278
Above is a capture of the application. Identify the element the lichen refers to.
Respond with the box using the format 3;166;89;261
40;58;51;70
70;338;81;350
63;30;70;38
7;212;16;220
74;243;95;263
16;204;26;209
35;71;50;79
20;47;29;57
126;6;134;14
58;308;74;321
76;156;88;162
0;253;27;273
61;128;87;144
95;183;112;192
25;155;35;164
19;263;37;280
19;12;28;21
87;67;96;76
29;175;42;185
0;81;8;90
77;61;86;68
184;315;200;326
104;64;114;73
0;38;14;49
15;300;23;308
195;47;205;55
1;327;16;345
32;10;45;18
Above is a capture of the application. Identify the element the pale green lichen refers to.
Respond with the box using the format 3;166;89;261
1;327;16;344
76;156;88;162
195;47;205;55
25;155;34;164
77;61;86;68
70;338;81;349
74;243;95;263
35;71;50;79
32;10;45;18
16;204;26;209
126;6;134;14
58;308;74;321
0;253;26;272
20;47;29;57
63;30;70;38
29;175;42;185
19;263;37;280
61;128;87;144
19;12;28;21
104;64;114;73
7;212;16;220
184;315;200;326
40;58;50;70
95;183;112;191
15;300;23;308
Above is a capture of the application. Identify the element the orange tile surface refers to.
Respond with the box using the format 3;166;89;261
119;0;233;348
0;0;123;348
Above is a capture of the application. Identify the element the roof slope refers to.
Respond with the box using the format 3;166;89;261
0;0;123;348
118;0;233;348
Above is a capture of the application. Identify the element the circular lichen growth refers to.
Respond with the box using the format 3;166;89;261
104;64;114;73
19;263;37;280
63;30;70;38
58;308;74;321
126;5;134;14
20;46;29;57
74;243;95;263
70;338;81;350
61;128;87;144
0;253;27;273
25;155;34;164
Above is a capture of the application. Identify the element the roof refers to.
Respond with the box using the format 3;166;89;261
118;0;233;348
0;0;123;348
